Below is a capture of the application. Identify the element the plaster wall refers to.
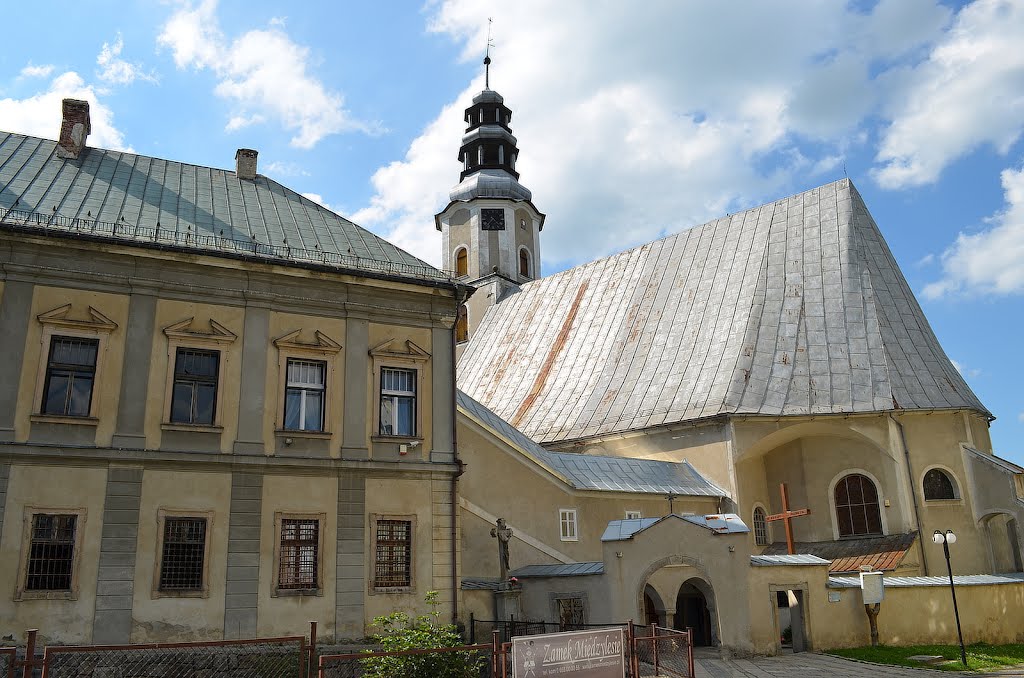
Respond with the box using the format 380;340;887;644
745;564;831;655
131;470;232;641
0;464;108;645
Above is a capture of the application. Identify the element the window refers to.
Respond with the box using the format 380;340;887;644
559;509;578;541
519;249;531;277
284;359;325;431
455;247;468;277
42;337;98;416
26;514;77;591
278;519;319;590
159;517;207;591
924;468;958;500
170;349;219;425
625;510;642;520
380;367;416;437
834;474;883;538
556;596;587;630
374;519;412;589
455;305;469;344
753;506;768;546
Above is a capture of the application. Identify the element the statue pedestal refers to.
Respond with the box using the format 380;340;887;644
495;586;523;622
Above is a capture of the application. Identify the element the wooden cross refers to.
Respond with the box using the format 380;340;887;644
765;483;810;555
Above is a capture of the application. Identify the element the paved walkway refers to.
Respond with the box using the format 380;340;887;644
690;648;1024;678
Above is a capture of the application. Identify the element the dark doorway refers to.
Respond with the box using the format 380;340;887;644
775;589;807;653
674;580;713;646
643;585;662;627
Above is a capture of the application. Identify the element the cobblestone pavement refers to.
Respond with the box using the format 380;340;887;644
691;648;1024;678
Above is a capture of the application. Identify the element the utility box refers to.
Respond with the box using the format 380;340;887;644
860;571;884;605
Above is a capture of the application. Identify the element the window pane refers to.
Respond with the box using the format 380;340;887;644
380;397;394;435
835;478;849;505
171;381;194;423
160;517;206;591
43;373;70;414
848;477;864;504
195;383;216;424
304;391;323;431
395;396;414;436
284;389;301;429
26;514;77;591
279;519;319;589
68;375;93;416
925;469;956;500
837;506;854;537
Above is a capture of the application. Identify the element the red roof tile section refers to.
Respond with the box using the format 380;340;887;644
762;532;918;573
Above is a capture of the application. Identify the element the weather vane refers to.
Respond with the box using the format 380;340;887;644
484;18;494;89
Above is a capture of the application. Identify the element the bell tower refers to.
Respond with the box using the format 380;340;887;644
435;54;545;347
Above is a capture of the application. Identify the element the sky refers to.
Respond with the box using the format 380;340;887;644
2;0;1023;464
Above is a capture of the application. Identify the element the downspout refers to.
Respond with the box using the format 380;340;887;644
450;287;468;624
890;413;929;575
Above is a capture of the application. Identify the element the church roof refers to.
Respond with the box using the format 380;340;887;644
458;179;989;443
762;531;918;573
457;390;724;497
0;131;447;283
601;513;748;541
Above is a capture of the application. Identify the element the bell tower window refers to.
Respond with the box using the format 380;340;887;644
519;248;531;278
455;248;468;277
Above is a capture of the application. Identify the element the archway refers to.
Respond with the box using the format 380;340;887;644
983;512;1024;573
674;578;717;646
643;584;665;627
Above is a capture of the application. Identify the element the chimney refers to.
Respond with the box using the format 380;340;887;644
56;99;91;160
235;148;258;180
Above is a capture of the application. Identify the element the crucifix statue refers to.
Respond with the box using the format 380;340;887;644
765;483;810;555
490;517;513;580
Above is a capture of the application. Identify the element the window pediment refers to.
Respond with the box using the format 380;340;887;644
37;304;117;333
273;329;342;355
163;318;237;345
369;338;430;363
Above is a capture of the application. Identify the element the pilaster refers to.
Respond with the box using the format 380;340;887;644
0;281;34;442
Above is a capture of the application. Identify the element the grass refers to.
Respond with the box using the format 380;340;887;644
828;643;1024;672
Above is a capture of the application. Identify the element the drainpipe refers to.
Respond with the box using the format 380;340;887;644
890;413;929;575
450;287;469;624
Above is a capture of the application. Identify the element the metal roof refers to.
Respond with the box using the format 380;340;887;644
0;131;448;283
509;562;605;578
762;531;917;573
601;513;748;541
457;390;724;497
461;578;501;590
829;572;1024;588
750;554;831;567
458;179;989;443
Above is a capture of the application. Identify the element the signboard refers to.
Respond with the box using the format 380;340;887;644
860;571;884;605
512;627;626;678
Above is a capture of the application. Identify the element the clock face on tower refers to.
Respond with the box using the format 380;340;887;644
481;208;506;231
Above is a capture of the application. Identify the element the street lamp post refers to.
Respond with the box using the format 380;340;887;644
933;530;968;668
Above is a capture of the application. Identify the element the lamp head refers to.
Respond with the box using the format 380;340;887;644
945;530;957;544
933;529;957;544
933;530;943;544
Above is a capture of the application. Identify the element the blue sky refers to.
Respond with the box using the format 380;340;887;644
2;0;1023;464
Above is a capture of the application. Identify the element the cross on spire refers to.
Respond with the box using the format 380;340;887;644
765;483;810;555
484;18;494;89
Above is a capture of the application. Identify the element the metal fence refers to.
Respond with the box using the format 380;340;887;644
633;625;695;678
469;614;630;644
0;648;15;678
318;643;495;678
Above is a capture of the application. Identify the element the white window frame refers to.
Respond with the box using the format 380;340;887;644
284;358;327;432
625;510;642;520
559;509;578;542
272;329;341;438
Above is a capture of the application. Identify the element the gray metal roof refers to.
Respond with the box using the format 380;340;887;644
601;513;747;541
0;131;448;282
751;554;831;567
457;390;723;497
828;572;1024;588
461;578;501;590
458;179;989;443
509;562;605;578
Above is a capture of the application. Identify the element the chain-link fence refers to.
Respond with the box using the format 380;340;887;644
318;644;493;678
633;626;694;677
41;636;307;678
0;648;15;678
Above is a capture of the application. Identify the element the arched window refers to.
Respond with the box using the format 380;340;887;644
834;474;883;538
455;248;468;277
752;507;768;546
519;249;530;277
924;468;957;500
455;305;468;343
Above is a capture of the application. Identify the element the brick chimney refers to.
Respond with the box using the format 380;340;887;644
235;148;258;180
56;99;91;160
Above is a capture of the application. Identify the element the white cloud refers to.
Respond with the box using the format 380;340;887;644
264;161;310;178
950;359;982;378
1018;412;1024;423
0;71;131;152
19;64;55;79
874;0;1024;188
355;0;956;266
300;192;336;212
924;165;1024;298
158;0;377;148
97;33;157;86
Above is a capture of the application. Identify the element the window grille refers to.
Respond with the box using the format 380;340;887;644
924;469;957;500
278;519;319;590
171;348;219;425
42;336;98;416
834;474;883;537
380;368;416;436
559;509;578;541
159;517;207;591
284;359;325;431
556;597;586;629
753;507;768;546
374;519;412;588
26;514;77;591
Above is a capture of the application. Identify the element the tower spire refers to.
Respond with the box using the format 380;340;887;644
484;18;493;89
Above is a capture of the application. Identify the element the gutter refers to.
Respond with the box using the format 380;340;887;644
890;413;929;575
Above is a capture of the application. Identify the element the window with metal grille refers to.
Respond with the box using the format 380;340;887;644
42;336;98;416
26;514;77;591
374;520;412;588
284;359;325;431
556;597;586;629
159;517;207;591
170;349;219;425
278;519;319;590
753;507;768;546
559;509;578;541
379;368;416;437
924;468;958;500
834;474;883;537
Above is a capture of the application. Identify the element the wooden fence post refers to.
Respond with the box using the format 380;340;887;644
22;629;37;678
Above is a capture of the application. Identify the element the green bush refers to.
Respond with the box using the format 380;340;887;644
360;591;486;678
